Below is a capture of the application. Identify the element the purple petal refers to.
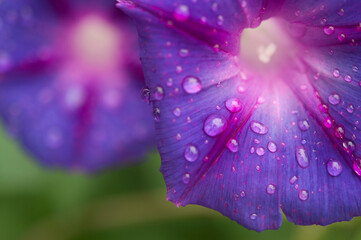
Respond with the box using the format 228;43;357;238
119;0;361;231
0;0;154;171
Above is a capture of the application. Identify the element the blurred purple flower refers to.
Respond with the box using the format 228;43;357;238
118;0;361;231
0;0;154;172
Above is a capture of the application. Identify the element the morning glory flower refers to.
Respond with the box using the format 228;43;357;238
0;0;154;172
118;0;361;231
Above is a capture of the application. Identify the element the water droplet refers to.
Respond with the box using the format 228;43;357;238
342;140;355;154
295;146;309;168
256;147;265;156
153;86;164;100
298;119;310;131
203;114;228;137
338;33;346;42
225;98;242;113
328;93;340;105
298;189;309;201
337;8;345;16
184;144;199;162
266;184;276;195
166;78;173;87
227;138;239;153
217;15;224;26
323;25;335;35
323;116;332;128
353;158;361;176
178;48;189;57
250;121;268;135
240;191;246;198
334;125;345;139
289;176;298;184
347;104;354;114
327;159;343;177
182;173;191;184
249;213;257;220
182;76;202;94
173;107;181;117
153;108;161;121
233;193;240;201
333;69;340;78
352;65;359;72
140;86;150;103
174;5;190;22
267;141;277;153
344;74;352;83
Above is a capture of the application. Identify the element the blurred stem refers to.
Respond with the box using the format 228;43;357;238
19;190;217;240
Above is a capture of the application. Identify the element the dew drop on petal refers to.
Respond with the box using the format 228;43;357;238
323;25;335;35
256;147;265;156
249;213;257;220
298;119;310;131
240;191;246;198
227;138;239;153
266;184;276;195
140;86;150;103
295;146;309;168
233;193;240;201
327;159;343;177
217;15;224;26
250;121;268;135
184;144;200;162
323;116;332;128
328;93;340;105
353;158;361;176
347;104;354;114
334;125;345;139
225;98;242;113
182;173;191;184
203;114;228;137
289;176;298;184
182;76;202;94
153;86;165;100
342;140;355;154
178;48;189;57
153;108;161;121
174;5;190;22
344;74;352;83
267;141;277;153
298;189;309;201
333;69;340;78
173;107;181;117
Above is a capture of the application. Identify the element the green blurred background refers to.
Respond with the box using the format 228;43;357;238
1;126;361;240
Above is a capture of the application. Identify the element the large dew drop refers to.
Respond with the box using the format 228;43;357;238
298;189;309;201
225;98;242;113
174;5;190;22
327;159;343;177
250;121;268;135
266;184;276;195
203;114;228;137
295;146;309;168
227;138;239;153
184;144;200;162
182;76;202;94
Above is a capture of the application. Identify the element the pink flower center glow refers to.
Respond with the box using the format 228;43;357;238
68;15;122;73
240;18;304;78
